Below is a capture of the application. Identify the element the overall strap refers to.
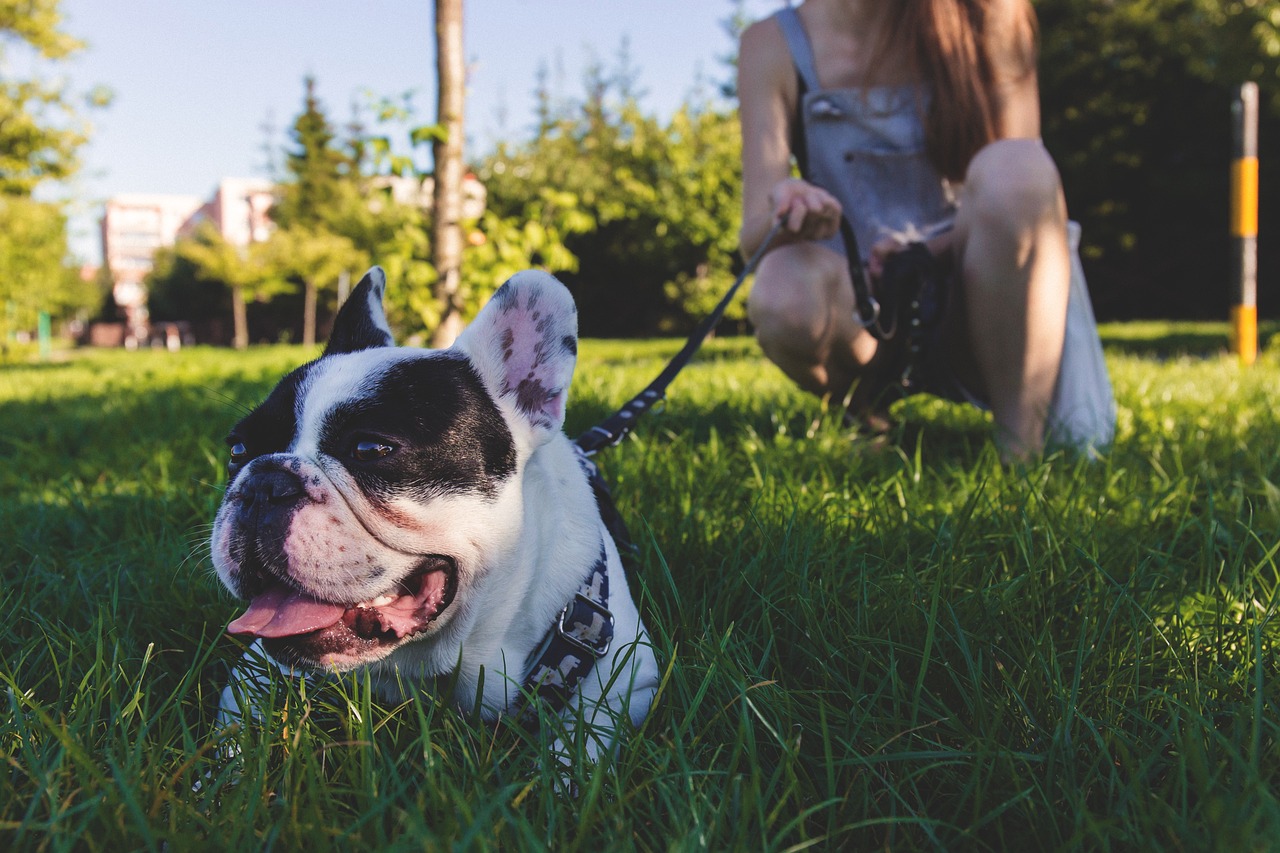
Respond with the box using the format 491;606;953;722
774;7;821;92
775;8;815;180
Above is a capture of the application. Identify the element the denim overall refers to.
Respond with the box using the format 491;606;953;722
774;7;1115;451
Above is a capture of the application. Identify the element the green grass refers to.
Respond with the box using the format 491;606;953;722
3;325;1280;850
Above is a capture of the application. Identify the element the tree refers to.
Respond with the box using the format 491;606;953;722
0;0;103;195
1035;0;1280;319
272;76;356;233
0;0;106;337
0;196;96;335
257;225;367;346
476;72;744;337
430;0;466;346
168;224;289;349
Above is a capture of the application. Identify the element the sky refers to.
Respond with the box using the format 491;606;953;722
52;0;783;264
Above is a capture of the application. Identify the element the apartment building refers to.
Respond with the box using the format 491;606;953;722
99;179;274;341
97;174;483;345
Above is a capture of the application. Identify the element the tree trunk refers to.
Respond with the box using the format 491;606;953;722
302;278;317;347
429;0;466;348
232;283;248;350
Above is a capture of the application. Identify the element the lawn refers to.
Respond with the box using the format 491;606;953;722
3;323;1280;850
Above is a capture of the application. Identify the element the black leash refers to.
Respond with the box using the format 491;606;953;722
839;215;889;340
573;218;786;456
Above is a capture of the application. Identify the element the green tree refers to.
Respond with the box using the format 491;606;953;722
272;76;355;232
1035;0;1280;319
257;225;367;347
0;0;104;195
166;223;290;349
0;196;96;335
0;0;106;338
476;76;743;337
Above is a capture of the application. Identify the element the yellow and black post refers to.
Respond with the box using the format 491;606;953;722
1231;82;1260;364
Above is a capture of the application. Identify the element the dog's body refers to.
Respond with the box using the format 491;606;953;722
212;269;658;759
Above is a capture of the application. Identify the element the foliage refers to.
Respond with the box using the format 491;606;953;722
0;0;103;195
4;326;1280;847
477;85;744;337
257;226;367;296
271;75;359;234
1035;0;1280;319
0;0;106;332
258;224;368;345
168;223;286;305
0;196;97;334
146;243;228;324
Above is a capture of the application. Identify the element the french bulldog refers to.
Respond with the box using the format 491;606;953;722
211;267;659;761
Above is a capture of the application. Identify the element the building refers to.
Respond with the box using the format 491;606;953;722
177;178;275;248
100;193;203;335
96;174;484;346
99;179;274;344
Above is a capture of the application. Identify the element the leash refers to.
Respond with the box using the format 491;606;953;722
574;218;786;456
839;215;889;340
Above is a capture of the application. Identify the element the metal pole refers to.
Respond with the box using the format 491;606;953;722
1231;82;1259;365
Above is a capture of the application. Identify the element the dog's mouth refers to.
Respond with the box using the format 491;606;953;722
226;556;457;668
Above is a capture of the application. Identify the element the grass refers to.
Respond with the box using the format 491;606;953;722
3;323;1280;850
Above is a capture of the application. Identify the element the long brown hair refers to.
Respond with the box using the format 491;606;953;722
879;0;1038;182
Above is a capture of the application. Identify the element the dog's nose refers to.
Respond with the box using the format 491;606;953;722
240;468;304;510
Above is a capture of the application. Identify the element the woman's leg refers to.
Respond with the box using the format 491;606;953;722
747;240;879;402
947;139;1071;460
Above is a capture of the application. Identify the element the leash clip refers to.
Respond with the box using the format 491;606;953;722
857;296;882;332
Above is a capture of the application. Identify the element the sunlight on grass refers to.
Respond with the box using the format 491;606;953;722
3;331;1280;849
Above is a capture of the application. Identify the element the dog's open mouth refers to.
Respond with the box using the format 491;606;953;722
226;557;457;667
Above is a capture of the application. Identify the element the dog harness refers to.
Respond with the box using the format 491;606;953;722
517;449;621;720
519;541;614;720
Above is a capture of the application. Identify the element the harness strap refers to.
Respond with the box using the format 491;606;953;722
519;541;614;721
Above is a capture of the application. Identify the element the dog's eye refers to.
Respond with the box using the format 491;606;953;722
229;441;249;463
352;440;395;461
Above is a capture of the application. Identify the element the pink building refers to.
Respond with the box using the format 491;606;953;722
99;179;274;343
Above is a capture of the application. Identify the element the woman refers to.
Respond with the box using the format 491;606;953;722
738;0;1114;460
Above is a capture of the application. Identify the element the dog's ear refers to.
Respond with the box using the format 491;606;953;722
324;267;394;356
454;270;578;445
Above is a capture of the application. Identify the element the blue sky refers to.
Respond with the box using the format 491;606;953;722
55;0;782;263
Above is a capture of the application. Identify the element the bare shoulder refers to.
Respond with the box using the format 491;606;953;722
739;15;794;90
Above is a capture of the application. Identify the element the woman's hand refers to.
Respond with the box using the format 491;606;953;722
868;231;956;281
867;236;906;281
771;178;842;241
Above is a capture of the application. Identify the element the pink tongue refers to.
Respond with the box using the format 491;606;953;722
227;585;347;639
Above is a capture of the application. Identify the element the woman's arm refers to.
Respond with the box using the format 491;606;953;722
737;17;842;258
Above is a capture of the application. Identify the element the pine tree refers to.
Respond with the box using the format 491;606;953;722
273;76;352;231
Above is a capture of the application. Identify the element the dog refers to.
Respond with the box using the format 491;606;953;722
211;267;659;762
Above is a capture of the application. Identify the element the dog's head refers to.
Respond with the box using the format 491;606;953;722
211;267;578;673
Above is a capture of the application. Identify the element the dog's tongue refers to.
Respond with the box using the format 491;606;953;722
227;585;346;639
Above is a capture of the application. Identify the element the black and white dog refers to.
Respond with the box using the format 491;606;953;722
211;268;658;760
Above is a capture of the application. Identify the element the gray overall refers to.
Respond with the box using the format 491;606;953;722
775;7;1115;451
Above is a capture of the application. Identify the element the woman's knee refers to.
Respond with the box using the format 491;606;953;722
747;244;847;351
963;139;1065;227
